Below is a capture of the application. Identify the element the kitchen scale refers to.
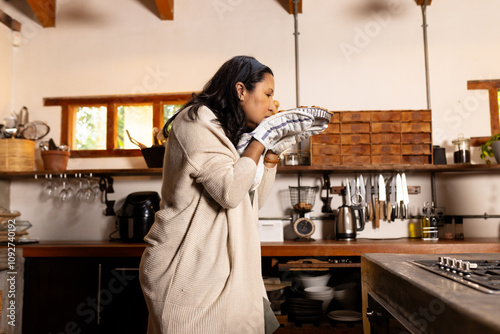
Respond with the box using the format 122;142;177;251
289;186;318;241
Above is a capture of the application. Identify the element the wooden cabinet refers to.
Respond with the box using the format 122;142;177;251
98;258;148;333
18;239;499;333
22;257;148;334
310;110;433;167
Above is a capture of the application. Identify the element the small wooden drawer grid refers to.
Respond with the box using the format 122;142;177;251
310;110;432;166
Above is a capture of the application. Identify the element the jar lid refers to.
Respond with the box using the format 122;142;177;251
452;133;470;145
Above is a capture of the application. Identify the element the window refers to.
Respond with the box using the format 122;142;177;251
44;93;191;157
467;80;500;146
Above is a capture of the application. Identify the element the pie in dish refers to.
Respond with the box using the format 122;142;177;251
279;106;333;126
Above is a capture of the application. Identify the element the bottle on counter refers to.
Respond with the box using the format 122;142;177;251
443;215;454;240
454;215;465;240
420;202;438;241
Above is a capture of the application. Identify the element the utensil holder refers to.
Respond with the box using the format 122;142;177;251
0;138;35;172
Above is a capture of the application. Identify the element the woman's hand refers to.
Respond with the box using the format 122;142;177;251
240;140;280;168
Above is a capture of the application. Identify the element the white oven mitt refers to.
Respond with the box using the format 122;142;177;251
236;110;314;155
269;123;328;154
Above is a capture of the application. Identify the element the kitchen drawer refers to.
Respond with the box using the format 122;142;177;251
311;154;341;165
341;123;370;133
311;134;340;145
372;122;401;133
372;111;401;122
401;122;431;133
401;110;431;122
330;112;340;123
342;155;371;165
401;144;432;155
402;155;432;165
372;155;401;165
341;134;371;145
371;133;401;144
341;111;371;122
372;144;401;155
323;123;340;134
312;144;340;155
402;133;432;144
341;144;371;155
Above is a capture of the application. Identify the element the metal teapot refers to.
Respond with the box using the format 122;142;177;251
335;204;365;240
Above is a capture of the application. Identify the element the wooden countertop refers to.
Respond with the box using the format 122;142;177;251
15;238;500;258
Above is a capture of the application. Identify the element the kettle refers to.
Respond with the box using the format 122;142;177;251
116;191;160;242
335;204;365;240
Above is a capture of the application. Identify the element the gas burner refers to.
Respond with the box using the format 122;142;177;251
411;257;500;294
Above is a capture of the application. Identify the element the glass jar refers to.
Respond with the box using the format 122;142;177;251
452;134;471;164
454;215;465;240
443;215;454;240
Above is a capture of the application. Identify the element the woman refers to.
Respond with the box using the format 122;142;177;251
139;56;314;334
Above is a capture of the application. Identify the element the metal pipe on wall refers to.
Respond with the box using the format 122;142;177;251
293;0;300;108
421;0;431;110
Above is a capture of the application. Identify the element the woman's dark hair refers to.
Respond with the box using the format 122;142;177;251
162;56;273;146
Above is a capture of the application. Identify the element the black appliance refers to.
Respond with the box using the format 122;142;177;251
117;191;160;242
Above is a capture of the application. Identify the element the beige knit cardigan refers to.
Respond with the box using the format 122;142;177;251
139;106;276;333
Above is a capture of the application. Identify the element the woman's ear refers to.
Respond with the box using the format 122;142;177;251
235;82;245;101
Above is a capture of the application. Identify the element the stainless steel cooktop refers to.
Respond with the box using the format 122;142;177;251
411;256;500;294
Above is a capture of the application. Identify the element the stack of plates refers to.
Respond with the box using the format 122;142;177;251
327;310;362;322
287;298;323;325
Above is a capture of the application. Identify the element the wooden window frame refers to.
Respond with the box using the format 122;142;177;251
467;80;500;146
44;93;192;158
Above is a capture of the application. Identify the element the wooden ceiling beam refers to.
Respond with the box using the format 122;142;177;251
277;0;302;14
154;0;174;20
0;9;22;31
26;0;56;27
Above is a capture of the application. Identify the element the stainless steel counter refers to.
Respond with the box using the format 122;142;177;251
361;253;500;334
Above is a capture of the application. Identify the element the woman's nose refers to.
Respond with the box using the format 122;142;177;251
270;100;278;114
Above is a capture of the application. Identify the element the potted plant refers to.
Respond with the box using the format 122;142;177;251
480;133;500;164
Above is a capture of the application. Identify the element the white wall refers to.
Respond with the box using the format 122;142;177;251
0;22;14;119
2;0;500;240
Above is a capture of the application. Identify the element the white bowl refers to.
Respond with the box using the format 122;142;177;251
304;286;335;303
298;273;331;288
333;283;357;310
304;286;333;293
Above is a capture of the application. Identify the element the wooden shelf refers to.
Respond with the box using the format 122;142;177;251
2;163;500;180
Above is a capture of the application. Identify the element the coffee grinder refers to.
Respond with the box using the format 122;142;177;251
289;186;319;241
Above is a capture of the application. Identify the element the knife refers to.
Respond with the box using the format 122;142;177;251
351;179;359;205
389;176;396;222
378;174;386;220
402;173;409;219
365;175;373;221
359;175;366;219
373;175;380;227
345;178;351;206
396;173;403;219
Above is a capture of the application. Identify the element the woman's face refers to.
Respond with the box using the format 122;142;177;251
239;73;276;130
